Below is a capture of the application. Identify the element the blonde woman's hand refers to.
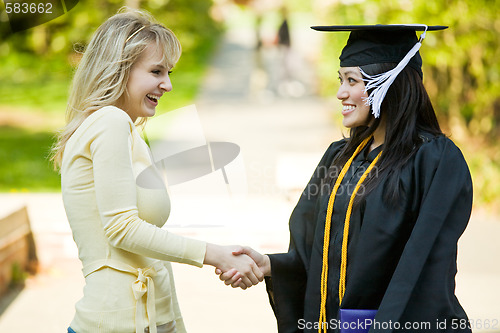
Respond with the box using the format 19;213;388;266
215;246;271;289
204;244;264;289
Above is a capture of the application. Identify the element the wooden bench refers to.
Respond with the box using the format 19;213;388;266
0;206;38;296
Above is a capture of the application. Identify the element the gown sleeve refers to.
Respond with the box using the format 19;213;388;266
370;136;473;332
90;108;206;267
266;140;347;333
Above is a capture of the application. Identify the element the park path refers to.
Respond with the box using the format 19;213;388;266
0;15;499;333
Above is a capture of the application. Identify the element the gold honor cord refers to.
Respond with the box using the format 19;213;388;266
318;136;383;333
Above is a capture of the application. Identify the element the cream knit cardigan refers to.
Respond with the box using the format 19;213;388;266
61;106;206;333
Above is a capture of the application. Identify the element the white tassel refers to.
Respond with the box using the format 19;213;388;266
360;25;428;118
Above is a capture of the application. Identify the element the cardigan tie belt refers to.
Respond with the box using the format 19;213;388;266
83;259;164;333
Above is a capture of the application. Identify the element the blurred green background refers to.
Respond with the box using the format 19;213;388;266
0;0;499;209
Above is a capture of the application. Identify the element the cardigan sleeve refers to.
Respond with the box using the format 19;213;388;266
89;108;206;267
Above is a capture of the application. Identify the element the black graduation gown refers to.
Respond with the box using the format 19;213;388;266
266;134;473;333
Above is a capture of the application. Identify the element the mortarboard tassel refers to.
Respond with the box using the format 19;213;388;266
359;24;428;118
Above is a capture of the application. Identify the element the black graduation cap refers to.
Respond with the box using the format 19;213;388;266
310;24;448;118
311;25;447;76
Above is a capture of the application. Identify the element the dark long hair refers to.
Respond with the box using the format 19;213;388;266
330;63;443;204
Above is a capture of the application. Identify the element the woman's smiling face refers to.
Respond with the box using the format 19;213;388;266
116;43;173;122
337;67;371;128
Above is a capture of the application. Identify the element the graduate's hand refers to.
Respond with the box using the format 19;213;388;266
233;246;271;276
204;243;263;289
216;246;271;289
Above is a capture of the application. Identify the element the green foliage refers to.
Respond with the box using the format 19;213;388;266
0;126;60;191
286;0;312;12
10;262;28;286
314;0;500;207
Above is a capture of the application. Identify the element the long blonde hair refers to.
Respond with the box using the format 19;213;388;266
51;8;181;169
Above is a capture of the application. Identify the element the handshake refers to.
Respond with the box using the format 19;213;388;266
204;244;271;290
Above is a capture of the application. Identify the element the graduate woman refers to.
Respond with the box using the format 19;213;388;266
220;25;473;332
51;9;262;333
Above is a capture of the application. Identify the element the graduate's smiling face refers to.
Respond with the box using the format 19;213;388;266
337;67;371;128
117;44;173;122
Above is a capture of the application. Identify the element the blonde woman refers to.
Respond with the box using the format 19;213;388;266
51;9;262;333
